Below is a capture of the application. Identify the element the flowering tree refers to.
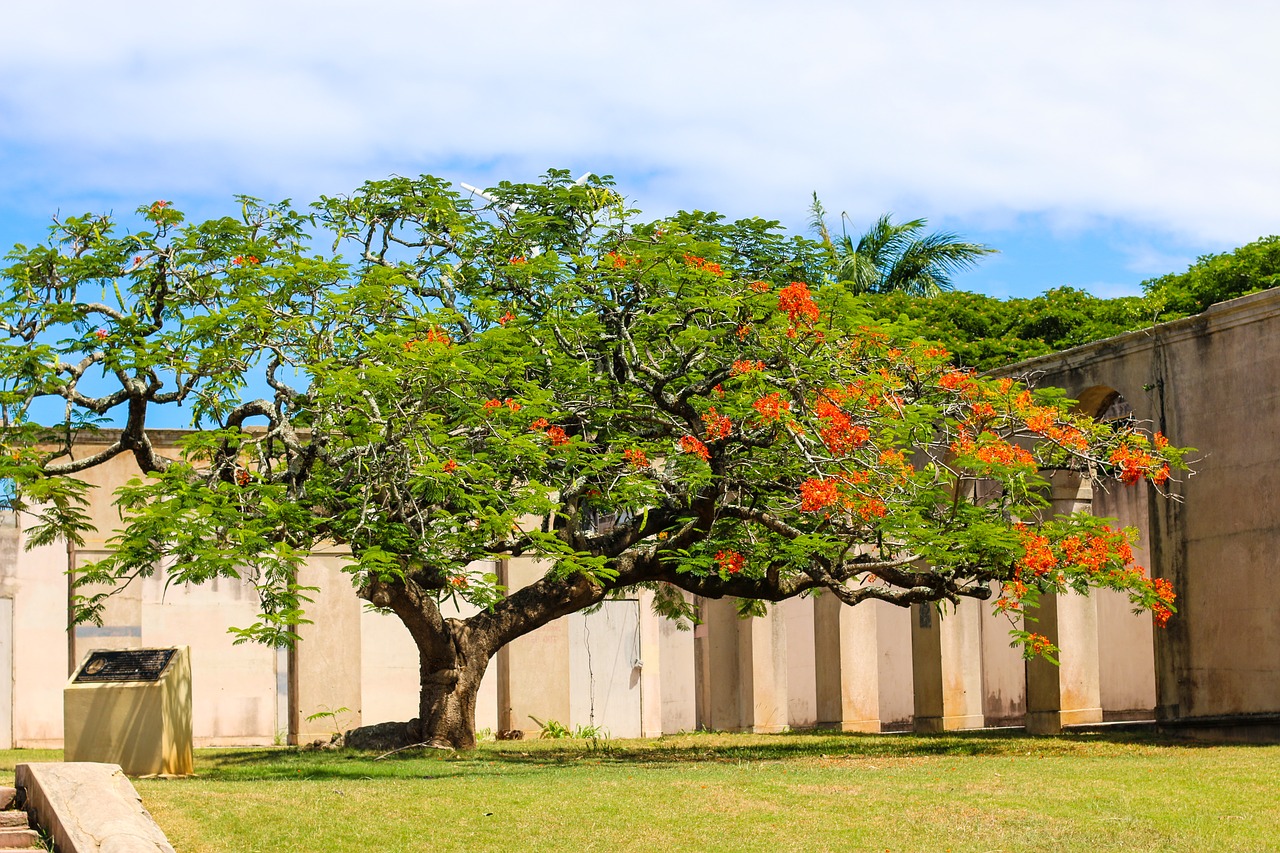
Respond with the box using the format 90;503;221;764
0;173;1187;748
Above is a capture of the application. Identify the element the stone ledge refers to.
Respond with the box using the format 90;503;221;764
15;763;174;853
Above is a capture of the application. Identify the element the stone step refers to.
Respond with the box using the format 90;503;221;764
0;828;40;849
0;790;13;811
0;814;26;829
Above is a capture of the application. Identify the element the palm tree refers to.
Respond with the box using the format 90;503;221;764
809;193;995;296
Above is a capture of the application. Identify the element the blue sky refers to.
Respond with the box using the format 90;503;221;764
2;0;1277;299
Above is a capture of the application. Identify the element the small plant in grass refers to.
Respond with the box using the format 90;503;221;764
305;706;352;743
530;717;572;739
529;717;610;744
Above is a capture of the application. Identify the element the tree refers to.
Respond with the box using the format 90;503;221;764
809;194;996;296
861;287;1154;371
1141;235;1280;319
0;173;1186;749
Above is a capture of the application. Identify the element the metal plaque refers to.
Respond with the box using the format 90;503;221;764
73;648;177;684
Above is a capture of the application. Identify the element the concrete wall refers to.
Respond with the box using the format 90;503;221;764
1000;288;1280;730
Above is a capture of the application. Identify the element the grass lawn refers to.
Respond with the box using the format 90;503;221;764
2;730;1277;852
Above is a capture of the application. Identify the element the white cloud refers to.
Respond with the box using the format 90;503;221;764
1;0;1278;247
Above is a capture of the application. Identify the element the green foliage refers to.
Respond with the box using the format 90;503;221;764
854;236;1280;372
860;288;1154;371
0;172;1187;663
1142;235;1280;318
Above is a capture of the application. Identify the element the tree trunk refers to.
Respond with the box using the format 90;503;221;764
366;569;608;750
415;629;491;750
364;577;498;750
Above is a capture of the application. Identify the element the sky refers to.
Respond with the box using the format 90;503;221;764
2;0;1278;299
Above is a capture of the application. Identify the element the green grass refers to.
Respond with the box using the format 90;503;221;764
2;731;1277;852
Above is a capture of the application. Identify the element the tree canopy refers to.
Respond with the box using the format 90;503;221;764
0;172;1187;747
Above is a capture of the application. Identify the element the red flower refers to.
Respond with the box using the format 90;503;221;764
94;329;109;341
442;459;459;473
498;311;516;326
777;282;820;326
546;426;570;446
530;418;550;431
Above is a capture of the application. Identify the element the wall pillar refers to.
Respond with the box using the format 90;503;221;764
288;548;363;744
695;598;788;732
1025;472;1103;734
911;599;985;732
496;557;570;736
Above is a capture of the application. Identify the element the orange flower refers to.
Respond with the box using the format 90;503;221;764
701;407;732;441
730;359;765;376
683;254;723;276
799;478;839;512
442;459;459;473
752;393;790;423
679;435;710;461
715;550;745;574
498;311;516;325
622;448;649;469
777;282;819;326
546;426;570;446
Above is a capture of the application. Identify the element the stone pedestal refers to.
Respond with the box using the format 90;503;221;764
1025;591;1103;733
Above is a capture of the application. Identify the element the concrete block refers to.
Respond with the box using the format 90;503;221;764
15;762;174;853
0;828;40;848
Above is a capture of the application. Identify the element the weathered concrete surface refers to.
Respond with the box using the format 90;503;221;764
15;762;174;853
814;593;913;732
1000;288;1280;734
911;600;985;732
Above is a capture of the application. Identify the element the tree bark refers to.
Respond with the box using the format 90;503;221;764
363;577;483;749
414;626;490;750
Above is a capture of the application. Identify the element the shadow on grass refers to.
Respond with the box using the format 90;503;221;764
178;727;1222;784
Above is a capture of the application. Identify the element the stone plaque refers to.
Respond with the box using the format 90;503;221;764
73;649;177;684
